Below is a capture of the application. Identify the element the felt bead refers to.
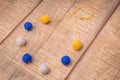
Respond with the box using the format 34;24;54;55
39;64;50;75
22;53;32;64
16;37;26;46
24;22;33;31
61;55;71;66
72;40;82;51
40;15;50;24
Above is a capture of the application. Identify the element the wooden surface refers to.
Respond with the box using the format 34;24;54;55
67;5;120;80
0;0;42;43
0;0;120;80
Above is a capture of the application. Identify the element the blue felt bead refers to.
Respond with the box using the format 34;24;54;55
61;55;71;66
22;53;32;64
24;22;33;31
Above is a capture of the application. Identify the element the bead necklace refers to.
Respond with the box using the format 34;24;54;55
16;5;94;75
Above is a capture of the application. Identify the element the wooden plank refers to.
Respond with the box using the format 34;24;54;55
0;0;42;43
0;0;119;80
0;55;17;80
33;0;120;80
9;69;38;80
0;55;39;80
0;0;75;80
67;5;120;80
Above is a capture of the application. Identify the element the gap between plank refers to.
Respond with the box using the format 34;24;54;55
33;1;77;56
0;1;77;80
65;2;120;80
8;68;18;80
0;0;43;44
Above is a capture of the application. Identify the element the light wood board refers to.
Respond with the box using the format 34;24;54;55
0;0;42;43
67;5;120;80
0;0;120;80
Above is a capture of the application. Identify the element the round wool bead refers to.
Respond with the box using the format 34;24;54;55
72;40;82;51
22;53;32;64
16;37;26;46
61;55;71;66
40;15;50;24
24;22;33;31
39;64;50;75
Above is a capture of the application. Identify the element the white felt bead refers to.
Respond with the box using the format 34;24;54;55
16;37;26;46
39;64;50;75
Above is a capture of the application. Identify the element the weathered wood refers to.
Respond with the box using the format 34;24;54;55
0;55;39;80
0;0;120;80
33;0;119;80
0;55;17;80
67;5;120;80
0;0;75;80
9;69;38;80
0;0;42;43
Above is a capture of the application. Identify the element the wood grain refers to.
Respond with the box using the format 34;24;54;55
0;0;42;43
0;55;39;80
67;5;120;80
0;0;120;80
0;0;75;80
0;55;17;80
33;0;120;80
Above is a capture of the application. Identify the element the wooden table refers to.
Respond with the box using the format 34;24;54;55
0;0;120;80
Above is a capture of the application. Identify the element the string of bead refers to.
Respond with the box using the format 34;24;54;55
16;5;94;75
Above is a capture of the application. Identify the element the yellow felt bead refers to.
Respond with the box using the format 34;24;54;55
40;15;50;24
72;40;82;50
